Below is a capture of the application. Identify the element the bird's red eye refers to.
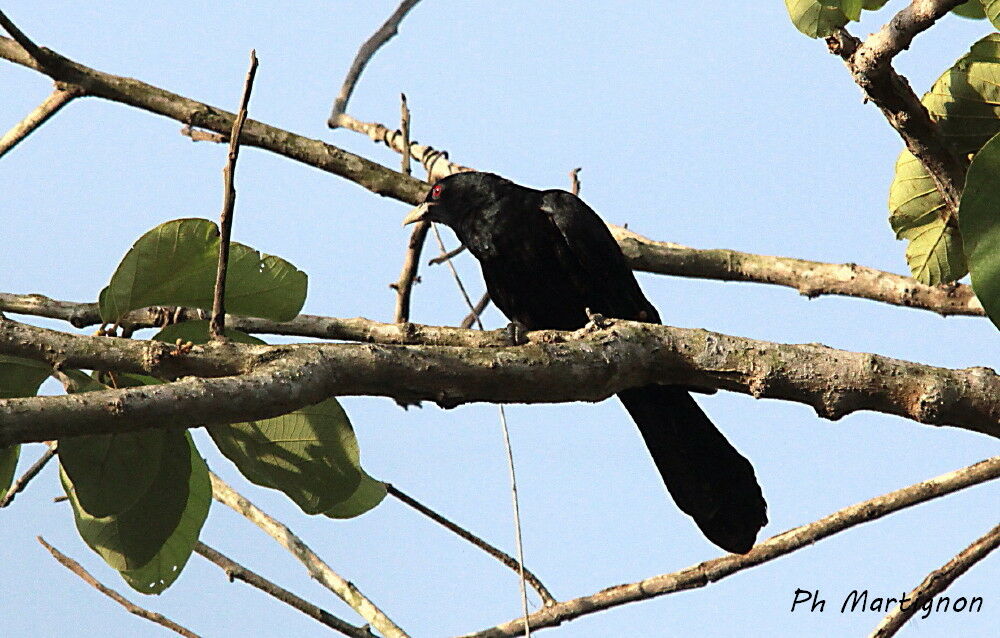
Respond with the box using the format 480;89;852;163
431;184;443;200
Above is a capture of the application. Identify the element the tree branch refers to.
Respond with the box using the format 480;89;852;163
194;541;375;638
0;35;428;205
0;86;80;159
458;455;1000;638
869;520;1000;637
1;315;998;446
826;0;968;215
38;537;201;638
211;50;258;340
209;472;409;638
327;0;423;128
392;221;430;323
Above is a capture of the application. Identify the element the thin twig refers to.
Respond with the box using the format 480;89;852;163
0;441;56;508
460;292;491;329
458;455;1000;637
194;541;374;638
386;484;555;606
392;221;430;323
208;472;410;638
210;50;258;341
400;93;411;176
429;244;467;266
568;168;581;196
328;0;423;127
0;87;79;159
869;521;1000;637
37;537;201;638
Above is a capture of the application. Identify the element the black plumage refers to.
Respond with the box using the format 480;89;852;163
404;171;767;553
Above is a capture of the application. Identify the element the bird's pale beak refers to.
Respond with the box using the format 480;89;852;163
402;202;433;226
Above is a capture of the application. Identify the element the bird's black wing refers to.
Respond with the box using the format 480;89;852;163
538;190;660;324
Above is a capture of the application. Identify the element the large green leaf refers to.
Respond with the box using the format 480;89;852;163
786;0;850;37
862;0;889;9
958;130;1000;330
0;355;52;501
61;430;192;571
98;218;307;324
955;1;988;20
888;34;1000;283
120;434;210;594
324;471;386;519
209;398;382;516
152;319;265;346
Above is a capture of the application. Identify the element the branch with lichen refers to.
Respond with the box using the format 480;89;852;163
1;315;998;446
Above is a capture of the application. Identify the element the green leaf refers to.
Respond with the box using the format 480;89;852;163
0;445;19;502
209;398;381;517
152;320;265;346
785;0;850;37
862;0;889;9
324;472;386;519
958;130;1000;330
954;1;988;20
119;434;210;594
841;0;863;21
98;218;307;324
61;430;192;571
887;34;1000;283
0;355;51;501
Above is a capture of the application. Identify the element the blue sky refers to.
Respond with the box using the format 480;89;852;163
1;1;997;636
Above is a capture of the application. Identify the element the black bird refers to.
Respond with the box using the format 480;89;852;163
403;172;767;553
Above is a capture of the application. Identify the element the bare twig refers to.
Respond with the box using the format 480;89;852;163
458;456;1000;637
429;244;467;266
826;0;968;215
211;50;258;341
400;93;411;176
194;541;374;638
0;441;56;508
387;484;556;606
327;0;423;128
0;87;79;159
392;221;430;323
460;292;491;329
37;537;201;638
568;168;581;196
869;521;1000;637
208;472;410;638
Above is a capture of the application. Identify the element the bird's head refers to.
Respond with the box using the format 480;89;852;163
402;172;511;230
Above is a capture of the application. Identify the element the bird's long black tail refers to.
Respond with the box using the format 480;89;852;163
618;384;767;554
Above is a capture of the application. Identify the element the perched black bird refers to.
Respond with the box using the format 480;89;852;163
404;172;767;553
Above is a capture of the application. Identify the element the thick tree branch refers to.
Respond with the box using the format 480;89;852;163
194;542;375;638
327;0;423;128
826;1;968;215
458;456;1000;638
869;520;1000;637
210;473;409;638
38;537;201;638
0;86;80;159
2;316;998;446
0;35;428;205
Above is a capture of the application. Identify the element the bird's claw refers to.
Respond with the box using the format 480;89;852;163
505;320;529;346
584;308;610;330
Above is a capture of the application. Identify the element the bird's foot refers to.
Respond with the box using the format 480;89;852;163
505;320;529;346
584;307;611;330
